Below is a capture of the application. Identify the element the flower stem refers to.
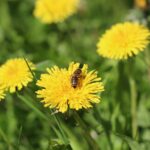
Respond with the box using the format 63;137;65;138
23;57;37;82
129;77;137;139
73;112;99;150
0;127;12;149
51;111;69;145
17;93;68;145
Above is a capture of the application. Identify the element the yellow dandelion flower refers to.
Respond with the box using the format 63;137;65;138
34;0;79;24
97;22;150;60
36;62;104;113
0;88;5;101
0;58;35;93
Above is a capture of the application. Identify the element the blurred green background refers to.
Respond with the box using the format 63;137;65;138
0;0;150;150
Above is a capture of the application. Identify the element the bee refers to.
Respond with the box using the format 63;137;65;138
71;68;82;88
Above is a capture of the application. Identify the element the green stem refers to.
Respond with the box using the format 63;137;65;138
17;93;68;145
23;57;37;82
94;107;113;150
129;78;137;139
51;111;69;145
0;127;12;150
17;126;22;150
17;94;48;121
73;112;99;150
0;0;11;30
6;94;17;145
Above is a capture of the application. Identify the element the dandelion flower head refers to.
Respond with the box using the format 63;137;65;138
36;62;104;113
97;22;150;60
0;58;35;93
34;0;79;24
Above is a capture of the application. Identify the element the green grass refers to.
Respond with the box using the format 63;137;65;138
0;0;150;149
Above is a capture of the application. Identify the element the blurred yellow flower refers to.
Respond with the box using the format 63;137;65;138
135;0;147;9
34;0;79;24
0;88;5;101
36;62;104;113
0;58;35;93
97;22;150;60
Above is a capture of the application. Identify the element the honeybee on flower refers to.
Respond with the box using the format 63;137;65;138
36;62;104;113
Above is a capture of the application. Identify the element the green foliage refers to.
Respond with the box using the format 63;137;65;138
0;0;150;150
